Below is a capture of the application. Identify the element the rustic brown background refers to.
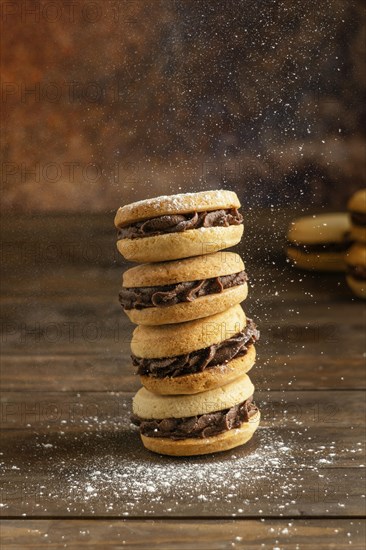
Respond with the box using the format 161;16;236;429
1;0;365;212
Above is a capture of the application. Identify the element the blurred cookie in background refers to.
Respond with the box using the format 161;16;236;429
348;189;366;244
346;243;366;299
286;213;352;271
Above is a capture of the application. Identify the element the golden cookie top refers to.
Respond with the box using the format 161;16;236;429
122;252;244;287
114;190;241;227
131;304;246;358
132;373;254;419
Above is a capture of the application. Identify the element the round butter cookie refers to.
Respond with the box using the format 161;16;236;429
114;190;244;262
120;252;248;325
348;188;366;243
346;242;366;299
133;372;254;419
286;213;351;271
131;304;246;358
131;374;260;456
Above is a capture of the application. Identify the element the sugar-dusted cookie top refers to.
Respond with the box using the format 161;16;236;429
115;190;241;227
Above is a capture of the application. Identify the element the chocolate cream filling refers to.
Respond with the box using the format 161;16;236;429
117;208;243;240
347;265;366;281
350;211;366;227
131;395;258;440
119;270;248;310
132;318;259;379
287;235;353;254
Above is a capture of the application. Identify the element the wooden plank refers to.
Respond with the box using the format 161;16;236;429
0;268;121;298
1;353;365;392
0;462;364;518
0;519;365;549
0;303;363;358
0;261;349;296
0;266;357;305
1;391;365;431
0;391;364;517
1;422;364;468
1;300;364;358
2;290;362;319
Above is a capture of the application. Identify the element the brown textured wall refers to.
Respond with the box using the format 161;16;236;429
1;0;365;212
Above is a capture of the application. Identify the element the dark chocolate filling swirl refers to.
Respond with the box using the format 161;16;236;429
287;235;353;254
119;270;248;310
350;211;366;227
347;264;366;281
132;318;259;379
131;395;258;440
117;208;243;240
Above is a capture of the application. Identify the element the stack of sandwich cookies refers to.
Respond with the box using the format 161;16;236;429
346;189;366;299
115;190;260;456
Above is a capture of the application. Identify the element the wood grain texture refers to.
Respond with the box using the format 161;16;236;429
0;390;364;517
0;465;364;518
1;390;365;430
1;519;365;549
1;212;365;545
1;353;365;392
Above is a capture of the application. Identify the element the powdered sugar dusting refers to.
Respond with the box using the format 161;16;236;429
115;190;241;226
2;420;362;517
119;190;232;211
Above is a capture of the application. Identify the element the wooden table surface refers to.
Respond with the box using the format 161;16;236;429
1;211;365;549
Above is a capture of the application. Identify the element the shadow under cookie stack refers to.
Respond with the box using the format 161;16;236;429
114;190;260;456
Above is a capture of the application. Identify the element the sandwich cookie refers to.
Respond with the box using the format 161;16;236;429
119;252;248;325
287;213;352;271
131;374;260;456
346;242;366;299
131;304;259;395
114;190;244;263
348;188;366;243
